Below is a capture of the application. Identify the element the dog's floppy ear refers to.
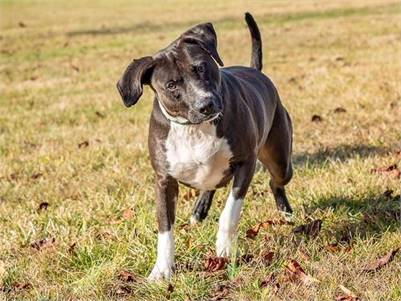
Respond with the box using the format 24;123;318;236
116;56;155;107
181;23;224;66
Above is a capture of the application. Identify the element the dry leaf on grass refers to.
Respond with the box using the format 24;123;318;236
335;285;360;301
31;172;43;180
204;256;228;272
293;219;322;238
261;251;274;266
122;208;134;220
246;219;293;239
31;237;55;251
334;107;347;113
363;247;400;273
371;164;400;178
285;259;320;286
118;270;136;282
78;140;89;148
326;243;352;253
259;273;280;293
37;201;49;211
210;283;230;301
311;114;323;122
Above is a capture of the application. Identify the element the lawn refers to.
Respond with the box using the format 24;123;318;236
0;0;400;300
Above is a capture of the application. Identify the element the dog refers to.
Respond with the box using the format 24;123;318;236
117;13;293;280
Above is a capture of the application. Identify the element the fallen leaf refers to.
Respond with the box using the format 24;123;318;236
38;202;49;211
31;237;55;251
78;140;89;148
95;111;105;118
118;270;136;282
18;21;27;28
210;283;230;301
68;242;77;254
334;107;347;113
237;253;254;264
31;172;43;180
183;189;198;201
285;259;320;286
246;219;293;239
325;243;352;253
259;273;280;293
261;251;274;265
383;189;393;198
71;63;80;72
122;208;134;220
11;282;32;292
336;285;361;301
204;256;228;272
311;114;323;122
371;164;400;178
363;247;400;273
293;219;323;238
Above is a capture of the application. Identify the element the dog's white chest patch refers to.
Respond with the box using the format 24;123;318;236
165;122;232;190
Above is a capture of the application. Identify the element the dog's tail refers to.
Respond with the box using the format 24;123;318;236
245;12;262;71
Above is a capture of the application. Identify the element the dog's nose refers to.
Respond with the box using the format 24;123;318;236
198;100;215;116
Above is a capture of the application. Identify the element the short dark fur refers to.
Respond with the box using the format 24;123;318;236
117;13;293;235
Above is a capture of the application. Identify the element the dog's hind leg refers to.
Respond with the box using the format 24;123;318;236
190;190;215;224
258;104;293;215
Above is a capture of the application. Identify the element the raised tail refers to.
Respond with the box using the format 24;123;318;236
245;12;262;71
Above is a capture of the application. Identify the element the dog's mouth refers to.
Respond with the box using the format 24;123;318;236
189;111;222;125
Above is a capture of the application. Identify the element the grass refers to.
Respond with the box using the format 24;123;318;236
1;0;401;300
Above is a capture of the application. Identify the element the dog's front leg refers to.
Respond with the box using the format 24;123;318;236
216;158;256;257
148;175;178;280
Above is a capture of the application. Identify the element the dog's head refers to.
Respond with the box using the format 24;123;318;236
116;23;224;124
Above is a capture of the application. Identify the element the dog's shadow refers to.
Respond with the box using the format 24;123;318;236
293;143;389;168
293;143;399;241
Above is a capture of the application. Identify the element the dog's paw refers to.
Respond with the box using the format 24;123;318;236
148;263;173;281
190;215;201;225
216;231;232;257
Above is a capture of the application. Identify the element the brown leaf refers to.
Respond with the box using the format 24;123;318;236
259;273;280;293
78;140;89;148
71;63;80;72
293;219;323;238
122;208;134;220
311;114;323;122
95;111;105;118
261;251;274;265
68;242;77;254
371;164;400;178
38;201;49;211
363;247;400;273
334;107;347;113
210;283;230;301
18;21;27;28
204;256;228;272
31;237;55;251
246;219;293;239
326;243;352;253
383;189;393;198
31;172;43;180
285;259;320;286
183;189;198;201
11;282;32;292
118;270;136;282
336;285;361;301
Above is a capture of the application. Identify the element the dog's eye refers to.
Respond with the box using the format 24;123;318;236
166;81;176;91
196;65;205;73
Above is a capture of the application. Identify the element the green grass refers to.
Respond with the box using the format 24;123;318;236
1;0;401;300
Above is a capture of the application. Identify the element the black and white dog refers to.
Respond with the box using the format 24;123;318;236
117;13;293;280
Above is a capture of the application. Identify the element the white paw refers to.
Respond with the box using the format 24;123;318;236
216;231;232;257
148;262;173;281
190;215;200;225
